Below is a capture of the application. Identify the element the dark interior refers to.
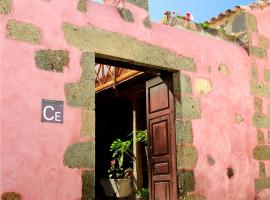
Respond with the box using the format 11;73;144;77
95;72;156;199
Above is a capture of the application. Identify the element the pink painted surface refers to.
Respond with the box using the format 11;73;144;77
0;0;269;199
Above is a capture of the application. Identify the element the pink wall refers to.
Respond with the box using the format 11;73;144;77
1;0;269;199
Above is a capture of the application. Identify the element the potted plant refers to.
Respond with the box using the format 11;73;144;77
136;188;149;200
100;138;134;198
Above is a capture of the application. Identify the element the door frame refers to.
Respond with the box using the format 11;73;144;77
95;57;178;199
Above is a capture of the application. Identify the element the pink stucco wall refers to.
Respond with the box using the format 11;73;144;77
1;0;270;199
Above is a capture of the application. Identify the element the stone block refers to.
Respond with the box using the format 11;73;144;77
65;80;95;109
175;96;201;119
177;144;198;169
234;113;244;124
1;192;21;200
143;16;151;29
63;141;95;169
0;0;12;15
118;8;134;23
80;52;95;81
175;120;193;144
82;170;95;200
231;12;257;33
255;178;270;192
195;78;212;95
253;145;270;160
6;19;41;44
246;13;257;32
249;46;267;59
258;35;269;49
257;129;265;144
253;114;270;128
264;69;270;82
255;97;262;113
218;64;229;75
259;162;266;177
81;109;95;138
77;0;87;13
62;22;197;72
250;80;270;98
35;50;69;72
173;72;192;95
251;60;258;80
177;170;195;196
127;0;148;10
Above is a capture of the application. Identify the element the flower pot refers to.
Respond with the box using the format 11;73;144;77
100;178;133;198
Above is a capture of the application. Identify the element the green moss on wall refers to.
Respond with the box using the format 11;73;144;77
63;141;95;169
62;22;197;72
6;19;41;44
77;0;87;13
35;50;69;72
81;171;95;200
177;144;198;169
175;96;201;119
0;0;12;15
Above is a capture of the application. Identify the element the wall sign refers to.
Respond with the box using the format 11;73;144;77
41;99;63;123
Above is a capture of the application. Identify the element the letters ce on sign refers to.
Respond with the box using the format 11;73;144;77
41;99;64;123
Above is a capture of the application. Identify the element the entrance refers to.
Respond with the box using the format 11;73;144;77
95;61;177;200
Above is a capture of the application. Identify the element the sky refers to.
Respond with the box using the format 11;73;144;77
93;0;255;22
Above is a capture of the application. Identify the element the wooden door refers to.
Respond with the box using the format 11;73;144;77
146;75;177;200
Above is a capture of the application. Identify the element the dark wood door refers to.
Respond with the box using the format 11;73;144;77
146;75;177;200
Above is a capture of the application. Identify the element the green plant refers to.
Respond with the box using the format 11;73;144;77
199;22;209;30
108;138;134;179
136;130;148;146
136;188;149;199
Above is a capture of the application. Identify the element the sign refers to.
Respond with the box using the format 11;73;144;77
41;99;63;123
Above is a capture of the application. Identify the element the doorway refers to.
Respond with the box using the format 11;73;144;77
94;60;177;200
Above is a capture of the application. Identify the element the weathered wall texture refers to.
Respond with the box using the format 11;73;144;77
0;0;269;199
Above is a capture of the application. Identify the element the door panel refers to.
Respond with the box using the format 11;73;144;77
146;76;177;200
154;182;170;200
